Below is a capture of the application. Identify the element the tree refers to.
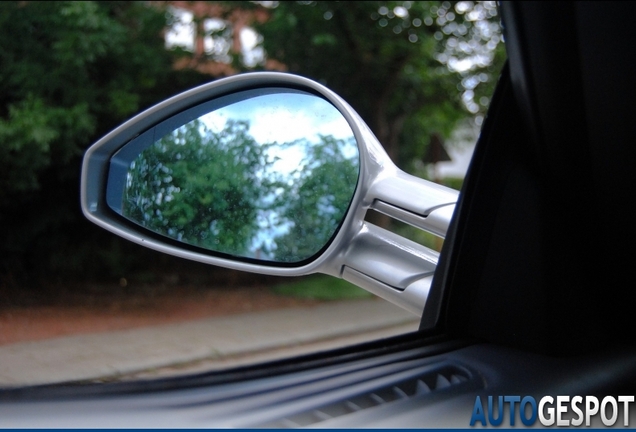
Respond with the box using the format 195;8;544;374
272;135;359;262
124;122;359;264
123;119;270;257
230;1;504;172
0;1;210;284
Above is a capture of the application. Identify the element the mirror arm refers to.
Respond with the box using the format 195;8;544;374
370;201;456;239
337;169;458;316
368;171;459;235
339;223;439;316
342;268;432;317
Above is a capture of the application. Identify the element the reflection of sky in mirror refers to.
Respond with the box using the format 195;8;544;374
199;92;357;174
202;92;353;143
197;92;358;260
145;91;359;262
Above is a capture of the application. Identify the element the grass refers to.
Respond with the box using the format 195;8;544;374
272;275;373;301
391;221;444;252
440;176;464;191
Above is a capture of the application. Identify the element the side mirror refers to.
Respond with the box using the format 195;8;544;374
81;73;458;317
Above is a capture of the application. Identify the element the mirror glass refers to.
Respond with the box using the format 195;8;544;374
107;89;359;263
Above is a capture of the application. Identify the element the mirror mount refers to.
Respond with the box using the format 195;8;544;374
340;223;439;317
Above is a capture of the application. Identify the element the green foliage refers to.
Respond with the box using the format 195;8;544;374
124;119;268;256
239;1;505;170
0;1;210;284
440;176;464;191
273;135;359;262
123;119;358;263
272;275;373;300
0;97;92;202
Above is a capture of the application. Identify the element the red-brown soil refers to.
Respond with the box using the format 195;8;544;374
0;284;320;346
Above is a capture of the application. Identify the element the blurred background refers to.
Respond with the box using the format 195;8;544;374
0;1;504;338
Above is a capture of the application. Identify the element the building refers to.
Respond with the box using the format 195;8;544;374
161;1;285;77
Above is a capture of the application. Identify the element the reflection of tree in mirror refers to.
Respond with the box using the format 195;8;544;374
272;135;358;262
123;119;270;257
123;115;358;263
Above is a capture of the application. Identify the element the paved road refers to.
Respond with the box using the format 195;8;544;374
0;298;419;387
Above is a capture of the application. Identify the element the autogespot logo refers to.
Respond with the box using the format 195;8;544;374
470;395;635;427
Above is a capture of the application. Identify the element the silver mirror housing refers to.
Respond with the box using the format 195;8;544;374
81;72;459;318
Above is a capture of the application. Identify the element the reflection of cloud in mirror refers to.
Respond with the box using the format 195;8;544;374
200;93;353;144
200;92;356;175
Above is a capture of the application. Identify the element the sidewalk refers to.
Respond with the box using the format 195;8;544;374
0;299;419;387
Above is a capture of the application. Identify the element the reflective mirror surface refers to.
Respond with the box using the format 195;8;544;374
107;89;359;263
